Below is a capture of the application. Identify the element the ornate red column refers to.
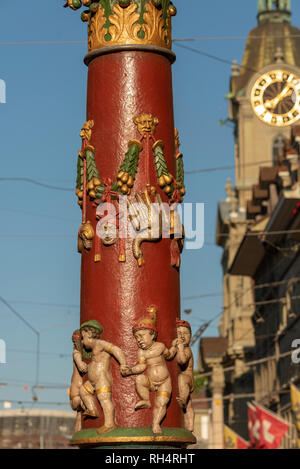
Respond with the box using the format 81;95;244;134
65;0;195;448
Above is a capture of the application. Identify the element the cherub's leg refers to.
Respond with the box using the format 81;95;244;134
152;392;170;434
184;398;195;432
176;374;190;410
79;382;99;417
135;374;151;410
152;378;171;434
96;388;116;435
70;395;81;411
75;411;82;433
70;395;83;432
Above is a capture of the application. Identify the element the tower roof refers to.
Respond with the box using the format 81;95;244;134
232;13;300;95
258;0;291;25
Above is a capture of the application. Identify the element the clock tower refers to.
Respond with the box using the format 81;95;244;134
229;0;300;208
213;1;300;440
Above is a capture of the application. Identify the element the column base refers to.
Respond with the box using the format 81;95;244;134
71;427;196;449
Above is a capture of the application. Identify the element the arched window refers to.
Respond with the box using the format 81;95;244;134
272;135;286;165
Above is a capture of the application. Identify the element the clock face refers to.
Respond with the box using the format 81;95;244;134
251;70;300;126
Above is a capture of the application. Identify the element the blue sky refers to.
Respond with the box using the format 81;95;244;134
1;0;300;409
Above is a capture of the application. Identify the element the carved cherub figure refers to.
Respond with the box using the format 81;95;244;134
121;308;174;434
70;329;88;433
78;319;127;435
170;319;195;432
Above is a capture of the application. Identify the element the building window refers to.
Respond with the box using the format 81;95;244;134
272;136;286;165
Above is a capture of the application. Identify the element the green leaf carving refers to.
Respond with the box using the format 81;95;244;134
76;156;84;191
176;155;184;185
86;149;101;182
119;143;140;179
153;144;169;178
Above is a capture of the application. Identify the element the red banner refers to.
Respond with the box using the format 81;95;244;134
247;402;258;448
253;402;290;449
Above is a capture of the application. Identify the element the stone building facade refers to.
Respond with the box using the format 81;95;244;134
199;1;300;446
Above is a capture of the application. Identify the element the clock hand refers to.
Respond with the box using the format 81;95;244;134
265;86;293;110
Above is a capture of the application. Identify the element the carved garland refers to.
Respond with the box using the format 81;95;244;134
76;116;185;267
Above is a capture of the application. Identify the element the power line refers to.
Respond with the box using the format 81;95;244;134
173;35;300;42
0;160;279;190
1;227;300;240
1;35;300;46
0;178;73;192
0;207;77;224
183;277;300;302
6;348;72;358
173;42;258;76
0;399;69;406
185;159;272;175
7;299;79;309
182;292;222;300
195;350;294;379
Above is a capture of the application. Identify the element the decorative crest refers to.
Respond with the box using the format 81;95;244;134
64;1;177;53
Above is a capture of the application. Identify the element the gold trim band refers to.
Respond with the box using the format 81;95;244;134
96;386;112;394
70;394;80;400
83;382;95;395
71;435;196;446
157;391;171;399
138;360;147;365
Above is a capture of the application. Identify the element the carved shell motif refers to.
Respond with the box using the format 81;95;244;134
88;2;172;52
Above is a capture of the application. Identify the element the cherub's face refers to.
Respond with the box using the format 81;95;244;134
81;329;94;349
177;326;191;346
134;329;154;350
101;222;117;246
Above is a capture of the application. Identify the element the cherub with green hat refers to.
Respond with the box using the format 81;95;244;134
79;319;128;435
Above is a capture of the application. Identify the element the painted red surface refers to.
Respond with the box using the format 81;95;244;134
80;50;181;429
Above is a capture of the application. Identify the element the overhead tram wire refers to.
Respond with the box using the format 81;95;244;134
6;279;300;310
1;35;300;46
173;42;259;76
0;159;283;193
2;228;300;240
191;254;289;346
0;178;73;191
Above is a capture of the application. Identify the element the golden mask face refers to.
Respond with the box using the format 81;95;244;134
133;114;159;135
251;70;300;127
80;120;94;141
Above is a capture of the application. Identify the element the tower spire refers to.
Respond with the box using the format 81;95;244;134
258;0;291;24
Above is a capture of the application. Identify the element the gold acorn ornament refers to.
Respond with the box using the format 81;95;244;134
87;180;94;191
117;170;131;195
121;184;129;195
121;173;129;184
127;175;134;188
93;177;101;187
158;176;165;188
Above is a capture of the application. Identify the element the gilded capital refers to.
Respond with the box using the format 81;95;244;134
64;0;177;53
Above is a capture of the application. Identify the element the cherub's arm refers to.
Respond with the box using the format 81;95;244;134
73;348;88;374
164;339;178;361
122;350;147;376
176;344;192;366
102;341;127;366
